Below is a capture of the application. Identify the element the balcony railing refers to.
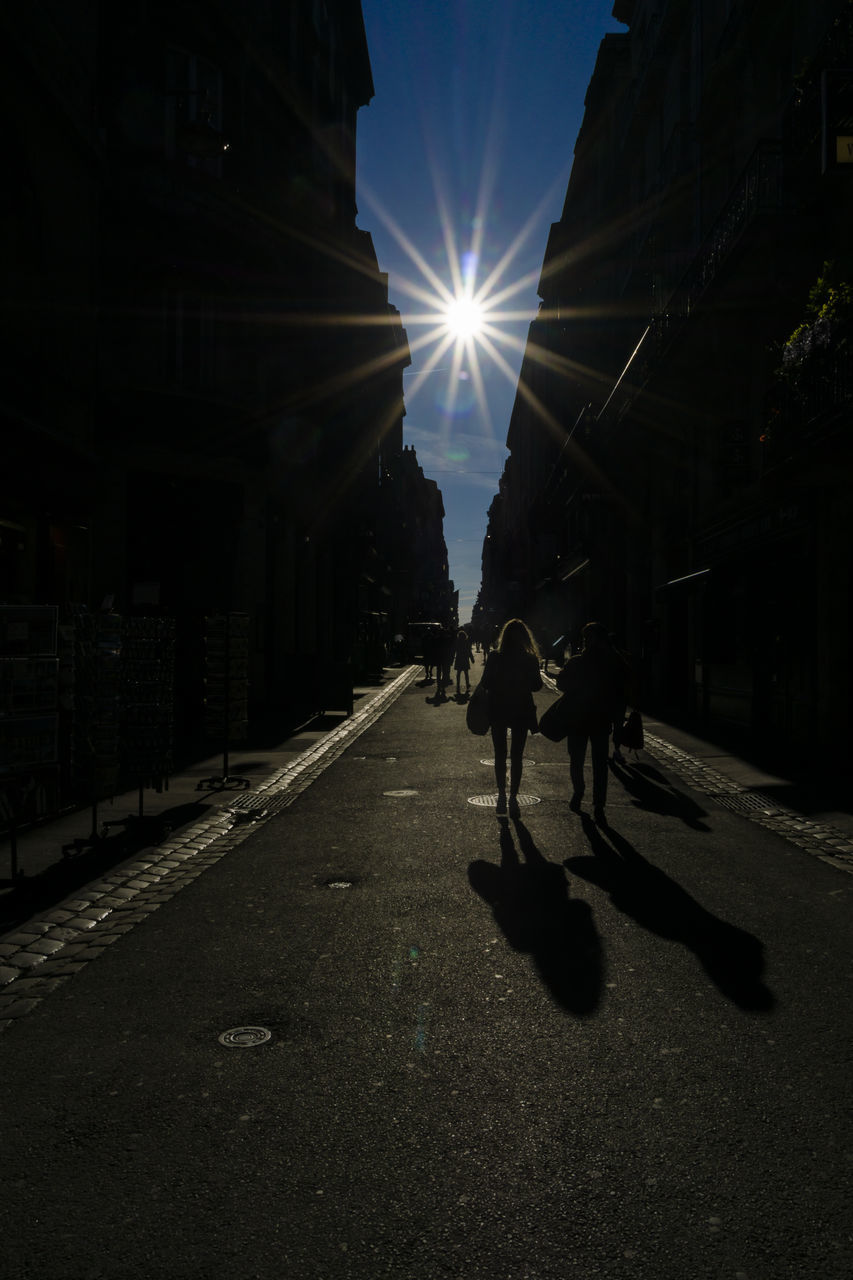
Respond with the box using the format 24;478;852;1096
663;140;784;330
601;141;787;417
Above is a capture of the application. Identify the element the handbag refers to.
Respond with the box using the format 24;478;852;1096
465;682;491;736
538;694;571;742
620;709;644;751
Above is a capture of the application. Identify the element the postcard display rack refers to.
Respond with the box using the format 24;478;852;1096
201;613;249;787
61;606;122;854
120;616;175;810
0;606;60;882
61;608;177;856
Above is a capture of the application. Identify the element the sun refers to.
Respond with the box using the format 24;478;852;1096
444;295;484;340
353;158;577;434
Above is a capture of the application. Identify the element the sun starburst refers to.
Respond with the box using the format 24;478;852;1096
444;295;484;340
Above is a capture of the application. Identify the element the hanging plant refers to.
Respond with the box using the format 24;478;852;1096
780;260;853;374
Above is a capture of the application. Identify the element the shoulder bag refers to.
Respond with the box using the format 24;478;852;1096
538;694;571;742
466;681;491;736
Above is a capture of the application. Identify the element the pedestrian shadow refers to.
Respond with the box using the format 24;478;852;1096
566;817;774;1012
468;817;603;1017
610;758;711;831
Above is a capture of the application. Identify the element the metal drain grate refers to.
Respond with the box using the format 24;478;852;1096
468;793;541;808
224;793;292;819
706;791;786;817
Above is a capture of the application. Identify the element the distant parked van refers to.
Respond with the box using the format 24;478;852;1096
405;621;443;661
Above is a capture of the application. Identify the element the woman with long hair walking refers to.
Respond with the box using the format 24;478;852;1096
482;618;542;814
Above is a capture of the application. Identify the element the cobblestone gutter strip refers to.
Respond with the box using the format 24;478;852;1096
0;666;420;1034
644;732;853;876
223;665;419;818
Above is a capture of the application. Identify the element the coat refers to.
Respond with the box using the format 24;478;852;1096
482;649;542;730
454;635;473;671
555;647;628;735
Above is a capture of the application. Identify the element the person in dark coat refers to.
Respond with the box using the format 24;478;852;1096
430;624;452;698
453;628;474;696
422;627;438;682
481;618;542;815
556;620;628;825
543;634;567;675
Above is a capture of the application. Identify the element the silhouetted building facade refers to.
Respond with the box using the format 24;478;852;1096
480;0;853;758
1;1;423;754
378;446;455;635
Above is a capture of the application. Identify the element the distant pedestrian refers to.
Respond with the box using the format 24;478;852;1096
454;628;474;696
481;618;542;815
543;634;568;675
556;621;628;825
422;627;439;683
608;636;633;764
438;625;454;695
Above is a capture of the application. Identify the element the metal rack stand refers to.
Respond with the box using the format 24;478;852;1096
197;613;251;791
0;606;60;884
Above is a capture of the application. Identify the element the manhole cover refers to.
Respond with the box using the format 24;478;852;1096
384;789;419;797
218;1026;272;1048
467;793;541;808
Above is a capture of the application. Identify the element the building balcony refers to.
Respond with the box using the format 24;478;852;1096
659;140;785;332
600;140;787;423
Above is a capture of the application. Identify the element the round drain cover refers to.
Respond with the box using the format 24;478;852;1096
218;1026;272;1048
467;793;541;808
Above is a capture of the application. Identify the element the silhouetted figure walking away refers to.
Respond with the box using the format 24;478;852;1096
543;634;567;675
608;634;633;763
556;621;628;826
422;628;438;683
482;618;542;815
454;628;474;696
435;625;454;698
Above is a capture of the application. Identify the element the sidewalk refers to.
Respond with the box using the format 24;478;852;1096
538;669;853;837
642;714;853;837
0;669;399;931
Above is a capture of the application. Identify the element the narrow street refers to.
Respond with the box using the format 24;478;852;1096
1;665;851;1280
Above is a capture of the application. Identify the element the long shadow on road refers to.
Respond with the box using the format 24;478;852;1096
468;816;604;1017
567;816;775;1012
610;758;711;831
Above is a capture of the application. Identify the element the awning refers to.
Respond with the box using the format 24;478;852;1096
561;557;590;583
654;568;711;593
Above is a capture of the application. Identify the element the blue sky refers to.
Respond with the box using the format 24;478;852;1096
356;1;624;619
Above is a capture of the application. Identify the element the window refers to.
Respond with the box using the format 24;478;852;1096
163;292;216;390
165;48;228;178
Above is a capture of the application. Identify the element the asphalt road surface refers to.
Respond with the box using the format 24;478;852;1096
1;668;851;1279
